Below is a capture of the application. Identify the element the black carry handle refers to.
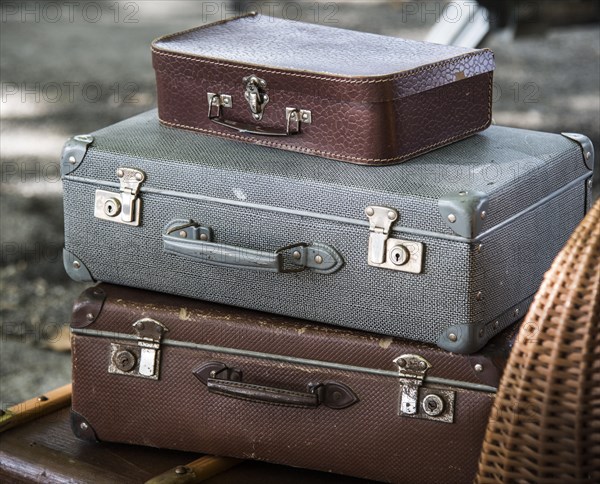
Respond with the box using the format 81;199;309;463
193;362;358;410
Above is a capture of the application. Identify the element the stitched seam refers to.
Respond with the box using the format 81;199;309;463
152;47;493;85
158;83;493;165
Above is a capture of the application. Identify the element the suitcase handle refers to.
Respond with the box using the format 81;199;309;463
208;93;311;136
193;362;359;410
163;220;343;274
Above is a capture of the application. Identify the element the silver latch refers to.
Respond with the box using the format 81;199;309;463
108;318;168;380
394;354;455;423
365;206;424;273
94;168;146;226
243;75;269;120
207;93;232;119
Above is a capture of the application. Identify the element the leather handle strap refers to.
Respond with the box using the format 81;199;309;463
208;379;320;408
193;362;359;410
163;221;344;274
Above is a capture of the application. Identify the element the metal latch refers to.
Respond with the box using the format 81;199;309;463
243;75;269;120
108;318;168;380
394;354;455;423
94;168;146;226
207;76;311;136
365;206;424;273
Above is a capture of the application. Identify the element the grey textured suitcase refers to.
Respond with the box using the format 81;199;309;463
61;110;594;353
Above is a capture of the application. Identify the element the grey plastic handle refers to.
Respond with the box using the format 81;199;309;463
163;221;343;274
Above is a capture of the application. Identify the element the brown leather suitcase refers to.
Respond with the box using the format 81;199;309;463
151;14;495;165
70;284;518;483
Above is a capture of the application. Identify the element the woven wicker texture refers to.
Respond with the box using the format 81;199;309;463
476;199;600;483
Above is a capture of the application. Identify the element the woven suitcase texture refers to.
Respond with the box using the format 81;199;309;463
71;284;519;483
62;111;593;353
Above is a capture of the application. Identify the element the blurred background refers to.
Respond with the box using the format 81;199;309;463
1;0;599;405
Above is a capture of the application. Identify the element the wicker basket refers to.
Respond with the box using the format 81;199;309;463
476;199;600;483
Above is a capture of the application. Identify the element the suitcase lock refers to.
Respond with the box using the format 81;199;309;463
207;75;312;136
395;354;456;423
108;318;168;380
365;206;424;273
94;167;146;226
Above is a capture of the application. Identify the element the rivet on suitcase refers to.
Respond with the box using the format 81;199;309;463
70;284;521;484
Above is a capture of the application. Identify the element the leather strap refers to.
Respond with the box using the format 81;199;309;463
193;362;359;410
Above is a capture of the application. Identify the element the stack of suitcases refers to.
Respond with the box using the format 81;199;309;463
60;14;595;483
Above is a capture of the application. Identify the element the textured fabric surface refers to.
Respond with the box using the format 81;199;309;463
69;111;588;234
73;284;518;387
63;112;590;351
71;285;516;483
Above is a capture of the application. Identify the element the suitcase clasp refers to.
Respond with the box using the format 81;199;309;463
243;75;269;121
94;167;146;226
207;75;312;136
394;354;456;423
365;206;424;273
108;318;168;380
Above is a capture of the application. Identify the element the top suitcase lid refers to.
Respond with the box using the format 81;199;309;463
61;111;593;242
151;13;495;103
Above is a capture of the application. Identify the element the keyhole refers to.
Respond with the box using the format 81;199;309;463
421;394;444;416
103;198;121;217
113;349;136;372
390;246;409;266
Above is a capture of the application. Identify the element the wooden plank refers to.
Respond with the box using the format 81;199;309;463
145;456;242;484
0;383;72;433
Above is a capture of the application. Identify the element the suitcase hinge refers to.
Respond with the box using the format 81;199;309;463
94;168;146;226
365;206;424;273
108;318;168;380
394;354;456;423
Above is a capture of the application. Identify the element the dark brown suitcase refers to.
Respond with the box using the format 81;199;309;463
151;14;495;165
70;284;518;483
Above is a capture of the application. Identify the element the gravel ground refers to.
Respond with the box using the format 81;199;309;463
1;1;599;405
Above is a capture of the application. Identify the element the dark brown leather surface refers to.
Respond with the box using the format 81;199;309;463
153;14;493;78
0;407;368;483
152;15;494;164
70;284;515;483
